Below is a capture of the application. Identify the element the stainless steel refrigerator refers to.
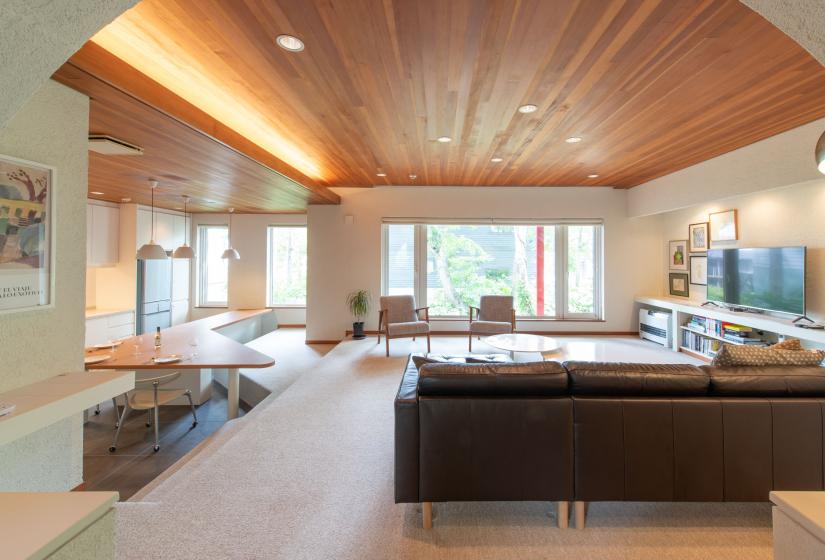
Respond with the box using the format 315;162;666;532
136;258;172;335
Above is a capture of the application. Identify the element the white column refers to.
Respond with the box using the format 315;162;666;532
227;367;240;419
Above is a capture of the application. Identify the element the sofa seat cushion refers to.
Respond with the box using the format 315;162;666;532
712;343;824;367
469;320;512;334
564;362;709;396
388;321;429;336
702;365;825;396
418;361;568;397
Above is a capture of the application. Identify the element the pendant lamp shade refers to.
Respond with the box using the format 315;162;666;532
173;195;196;259
221;208;240;260
137;180;168;260
816;128;825;175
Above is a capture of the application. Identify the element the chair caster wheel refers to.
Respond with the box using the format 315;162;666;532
153;445;160;453
108;446;117;453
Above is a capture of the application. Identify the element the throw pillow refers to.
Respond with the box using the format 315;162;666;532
771;338;803;350
712;338;804;366
713;343;824;367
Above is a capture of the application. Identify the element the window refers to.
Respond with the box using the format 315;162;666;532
197;225;229;306
381;222;602;320
267;226;307;306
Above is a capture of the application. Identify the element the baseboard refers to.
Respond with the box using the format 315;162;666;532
277;324;306;328
305;340;342;345
344;330;639;337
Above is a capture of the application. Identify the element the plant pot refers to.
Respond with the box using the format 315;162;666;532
352;321;366;339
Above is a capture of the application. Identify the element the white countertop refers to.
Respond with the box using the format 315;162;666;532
0;492;118;560
771;491;825;543
85;307;134;319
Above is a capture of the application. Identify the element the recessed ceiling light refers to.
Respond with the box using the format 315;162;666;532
565;136;583;143
121;197;131;202
436;136;452;143
587;174;599;178
90;191;104;195
205;200;217;204
376;172;387;177
276;34;304;52
517;104;538;114
490;157;503;163
409;174;417;180
175;207;183;210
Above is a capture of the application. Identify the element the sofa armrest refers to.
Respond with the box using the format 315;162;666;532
395;356;420;503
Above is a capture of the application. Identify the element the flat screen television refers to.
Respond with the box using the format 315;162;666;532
706;246;806;316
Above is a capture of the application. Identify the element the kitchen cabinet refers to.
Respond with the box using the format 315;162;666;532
171;300;189;326
85;310;135;347
136;208;152;249
87;203;119;267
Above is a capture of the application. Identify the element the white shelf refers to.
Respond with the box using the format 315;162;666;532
678;325;752;345
636;295;825;345
0;370;134;447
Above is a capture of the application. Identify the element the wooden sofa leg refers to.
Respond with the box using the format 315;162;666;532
422;502;433;529
557;501;569;529
574;501;586;529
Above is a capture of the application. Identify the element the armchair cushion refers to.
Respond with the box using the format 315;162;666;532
479;295;514;323
380;295;417;324
469;320;513;335
388;321;430;337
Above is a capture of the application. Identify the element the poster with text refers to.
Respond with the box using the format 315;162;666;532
0;155;52;312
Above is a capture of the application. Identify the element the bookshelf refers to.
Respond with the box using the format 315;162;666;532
679;315;771;362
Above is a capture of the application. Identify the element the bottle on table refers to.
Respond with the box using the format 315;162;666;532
154;326;162;350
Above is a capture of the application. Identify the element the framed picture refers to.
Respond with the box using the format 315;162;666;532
668;240;688;270
688;222;709;253
709;209;738;242
690;255;708;286
0;154;54;313
669;273;690;297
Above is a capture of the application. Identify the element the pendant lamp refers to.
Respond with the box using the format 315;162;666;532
221;208;240;260
137;180;168;260
173;195;196;259
816;128;825;175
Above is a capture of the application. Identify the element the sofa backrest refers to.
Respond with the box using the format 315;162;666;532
564;361;709;396
418;361;568;397
702;365;825;396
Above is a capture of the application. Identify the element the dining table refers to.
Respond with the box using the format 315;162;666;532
85;309;276;420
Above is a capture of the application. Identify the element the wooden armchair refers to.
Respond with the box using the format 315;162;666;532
377;295;430;357
469;295;516;351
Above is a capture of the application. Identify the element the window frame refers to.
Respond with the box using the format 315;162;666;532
266;224;308;308
196;224;229;308
381;220;604;321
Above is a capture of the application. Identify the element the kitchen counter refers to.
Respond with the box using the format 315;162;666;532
85;307;134;319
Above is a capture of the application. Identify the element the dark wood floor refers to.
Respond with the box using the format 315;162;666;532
83;383;246;500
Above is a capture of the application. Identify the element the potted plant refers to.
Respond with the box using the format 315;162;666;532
346;290;371;340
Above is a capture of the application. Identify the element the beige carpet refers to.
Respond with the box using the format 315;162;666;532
115;335;772;559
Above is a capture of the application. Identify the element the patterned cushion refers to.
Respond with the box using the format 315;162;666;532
387;321;429;336
478;295;514;323
772;338;803;350
712;339;803;366
712;343;825;367
380;295;417;324
469;320;513;334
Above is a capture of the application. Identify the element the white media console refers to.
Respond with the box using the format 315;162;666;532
635;295;825;361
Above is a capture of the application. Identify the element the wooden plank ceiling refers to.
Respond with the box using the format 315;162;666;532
64;0;825;209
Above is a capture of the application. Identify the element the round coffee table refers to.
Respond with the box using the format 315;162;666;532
483;333;561;360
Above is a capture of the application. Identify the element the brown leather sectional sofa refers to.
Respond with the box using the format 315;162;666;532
394;355;825;529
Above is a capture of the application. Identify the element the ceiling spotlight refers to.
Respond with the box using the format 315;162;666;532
490;157;504;163
376;172;387;177
518;104;538;114
436;136;452;143
90;191;104;195
276;34;304;52
565;137;583;143
121;197;131;202
409;174;417;180
587;174;599;178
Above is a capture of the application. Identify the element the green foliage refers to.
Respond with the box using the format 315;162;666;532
346;289;371;320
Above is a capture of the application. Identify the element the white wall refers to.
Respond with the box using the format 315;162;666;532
660;177;825;322
0;80;88;490
190;213;307;325
306;187;663;342
628;117;825;217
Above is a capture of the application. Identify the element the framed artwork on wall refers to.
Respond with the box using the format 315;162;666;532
690;255;708;286
688;222;709;253
668;240;688;271
0;154;54;314
669;273;690;297
709;209;738;242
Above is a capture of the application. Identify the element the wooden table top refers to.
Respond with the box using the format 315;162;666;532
86;309;276;370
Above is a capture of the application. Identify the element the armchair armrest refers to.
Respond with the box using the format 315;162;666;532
511;309;517;331
469;306;480;322
415;307;430;322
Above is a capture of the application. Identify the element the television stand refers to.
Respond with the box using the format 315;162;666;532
700;301;721;308
793;316;825;329
726;306;765;314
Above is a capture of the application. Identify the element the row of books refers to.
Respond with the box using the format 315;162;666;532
682;330;723;356
685;316;765;345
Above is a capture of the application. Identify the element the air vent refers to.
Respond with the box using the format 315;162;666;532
88;135;144;156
